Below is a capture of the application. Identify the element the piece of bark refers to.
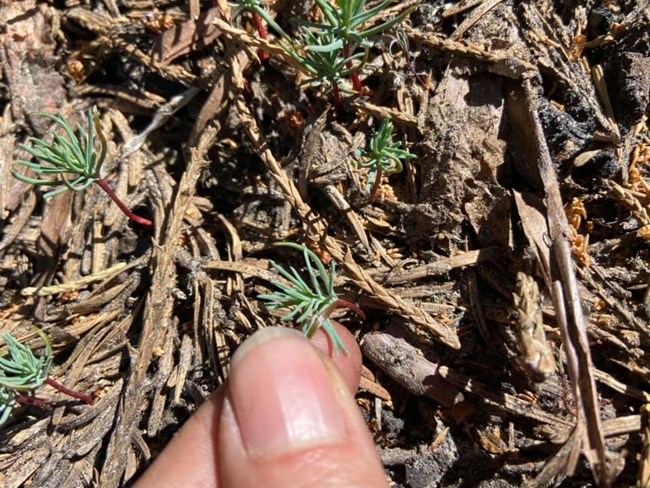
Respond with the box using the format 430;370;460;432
362;332;464;407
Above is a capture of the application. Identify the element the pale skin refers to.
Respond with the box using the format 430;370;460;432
136;324;388;488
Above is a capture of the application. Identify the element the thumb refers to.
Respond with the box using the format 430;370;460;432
218;327;387;488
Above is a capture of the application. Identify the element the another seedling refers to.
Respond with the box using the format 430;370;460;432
286;27;366;108
235;1;413;106
357;118;415;202
389;27;428;88
12;110;153;228
259;242;365;355
0;328;93;427
301;0;414;94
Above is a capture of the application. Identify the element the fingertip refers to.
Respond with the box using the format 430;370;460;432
310;321;362;393
219;327;386;487
138;326;382;488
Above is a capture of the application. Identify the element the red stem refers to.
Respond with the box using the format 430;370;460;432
344;43;363;95
310;298;364;333
369;167;383;204
332;83;342;112
15;394;52;410
96;178;153;228
252;12;270;61
334;299;366;320
307;299;365;346
45;377;94;405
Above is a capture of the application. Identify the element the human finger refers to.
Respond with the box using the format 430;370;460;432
218;327;387;487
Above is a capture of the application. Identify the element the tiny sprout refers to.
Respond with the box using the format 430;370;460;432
356;118;415;202
0;328;93;427
12;109;153;227
301;0;415;94
259;242;365;355
389;28;428;88
284;27;366;107
0;330;52;393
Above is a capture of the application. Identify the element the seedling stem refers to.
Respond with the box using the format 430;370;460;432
45;377;94;405
12;110;153;228
95;178;153;227
252;11;270;61
343;43;363;94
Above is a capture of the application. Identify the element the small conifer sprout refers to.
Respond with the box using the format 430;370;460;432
12;109;153;227
259;243;365;355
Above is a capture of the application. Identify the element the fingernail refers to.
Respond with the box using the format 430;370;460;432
227;327;347;454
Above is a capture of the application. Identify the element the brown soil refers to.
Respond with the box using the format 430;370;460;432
1;1;650;487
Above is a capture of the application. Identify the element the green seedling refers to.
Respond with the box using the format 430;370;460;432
259;242;365;355
231;1;412;107
285;27;366;108
0;331;52;393
12;110;153;228
0;328;93;427
356;118;415;202
302;0;414;94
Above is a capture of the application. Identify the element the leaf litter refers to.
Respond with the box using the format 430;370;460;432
1;1;650;486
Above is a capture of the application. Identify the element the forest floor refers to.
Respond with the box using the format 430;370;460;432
1;1;650;486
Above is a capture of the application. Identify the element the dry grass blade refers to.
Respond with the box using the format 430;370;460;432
213;17;302;69
20;262;127;297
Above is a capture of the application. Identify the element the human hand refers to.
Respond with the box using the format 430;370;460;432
136;325;387;487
